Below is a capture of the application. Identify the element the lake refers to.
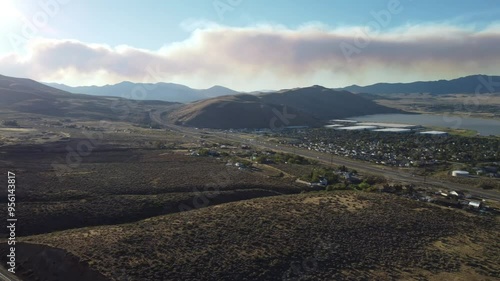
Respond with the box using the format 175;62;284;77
351;114;500;136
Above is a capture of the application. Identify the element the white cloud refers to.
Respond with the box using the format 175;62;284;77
1;23;500;90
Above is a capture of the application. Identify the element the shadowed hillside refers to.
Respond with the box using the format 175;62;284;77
0;74;178;123
341;75;500;95
169;86;401;129
0;74;69;105
260;86;401;120
169;94;320;129
12;192;500;281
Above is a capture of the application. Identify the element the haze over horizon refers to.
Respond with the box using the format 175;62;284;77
1;0;500;91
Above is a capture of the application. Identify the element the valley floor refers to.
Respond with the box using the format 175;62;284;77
0;116;498;281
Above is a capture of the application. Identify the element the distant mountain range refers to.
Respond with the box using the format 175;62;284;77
169;86;401;129
45;74;500;105
2;74;400;129
340;75;500;95
0;74;177;122
44;82;239;103
4;73;498;129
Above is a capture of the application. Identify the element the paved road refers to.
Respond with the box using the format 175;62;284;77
168;125;500;201
0;265;20;281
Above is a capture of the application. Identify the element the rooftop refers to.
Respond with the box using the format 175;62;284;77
336;126;378;130
420;131;448;135
358;122;417;128
373;128;413;133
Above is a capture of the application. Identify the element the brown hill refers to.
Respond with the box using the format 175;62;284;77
0;74;69;105
170;86;401;129
260;85;401;120
9;191;499;281
169;94;320;129
0;74;177;122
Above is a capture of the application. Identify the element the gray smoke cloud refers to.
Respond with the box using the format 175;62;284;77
1;23;499;90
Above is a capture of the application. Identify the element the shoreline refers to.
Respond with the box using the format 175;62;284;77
350;113;500;137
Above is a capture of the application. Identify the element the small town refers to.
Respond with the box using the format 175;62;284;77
258;127;498;175
187;139;500;218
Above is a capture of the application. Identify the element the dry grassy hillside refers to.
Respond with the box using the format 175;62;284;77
0;74;68;105
260;86;401;120
7;191;499;281
0;145;301;237
169;94;320;129
170;86;402;129
0;74;178;122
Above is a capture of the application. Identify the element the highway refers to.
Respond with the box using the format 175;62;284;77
0;265;20;281
168;125;500;201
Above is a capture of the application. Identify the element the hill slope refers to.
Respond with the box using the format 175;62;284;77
0;74;178;122
169;94;320;129
260;86;400;120
0;74;69;105
45;82;240;103
341;74;500;95
10;191;499;281
170;86;401;129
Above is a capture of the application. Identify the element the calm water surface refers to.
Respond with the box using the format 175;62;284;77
351;114;500;136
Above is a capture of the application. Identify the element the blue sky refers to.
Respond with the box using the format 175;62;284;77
5;0;499;50
1;0;499;90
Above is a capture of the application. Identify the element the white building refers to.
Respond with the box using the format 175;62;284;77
468;201;481;208
420;131;448;136
452;170;469;177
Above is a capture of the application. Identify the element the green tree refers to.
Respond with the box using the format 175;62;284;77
358;181;371;190
311;169;321;182
198;148;210;156
256;155;268;164
364;174;387;185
